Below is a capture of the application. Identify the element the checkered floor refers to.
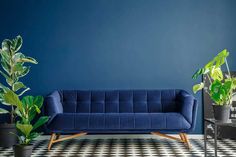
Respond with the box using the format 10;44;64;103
0;137;236;157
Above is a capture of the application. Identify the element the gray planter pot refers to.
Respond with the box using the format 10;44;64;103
13;144;33;157
0;123;18;147
213;105;231;123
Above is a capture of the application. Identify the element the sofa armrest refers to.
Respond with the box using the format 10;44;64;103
44;91;63;118
178;90;198;127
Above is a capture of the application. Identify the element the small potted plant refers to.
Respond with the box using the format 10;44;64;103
192;49;236;122
0;35;38;147
2;90;49;157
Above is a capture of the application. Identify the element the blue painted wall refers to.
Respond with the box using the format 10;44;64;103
1;0;236;133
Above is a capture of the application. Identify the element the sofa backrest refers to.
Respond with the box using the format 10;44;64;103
57;90;184;113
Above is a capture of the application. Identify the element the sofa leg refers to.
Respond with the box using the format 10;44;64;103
55;134;60;140
179;133;185;142
47;132;87;150
48;133;56;150
180;133;191;149
151;132;191;149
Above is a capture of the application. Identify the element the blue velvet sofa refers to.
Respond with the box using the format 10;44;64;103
44;89;197;150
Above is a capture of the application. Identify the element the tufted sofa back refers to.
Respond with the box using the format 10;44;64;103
56;90;184;113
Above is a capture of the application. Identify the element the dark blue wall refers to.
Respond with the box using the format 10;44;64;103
1;0;236;134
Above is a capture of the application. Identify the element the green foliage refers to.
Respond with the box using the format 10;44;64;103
0;35;38;123
209;80;232;105
2;90;23;109
210;67;223;81
192;49;229;80
0;108;9;114
193;82;204;94
12;95;49;145
192;49;236;105
0;36;47;145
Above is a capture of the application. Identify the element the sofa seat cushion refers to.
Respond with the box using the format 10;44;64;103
47;113;191;131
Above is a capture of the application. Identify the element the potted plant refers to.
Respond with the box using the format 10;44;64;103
192;49;236;122
0;35;38;147
2;90;49;157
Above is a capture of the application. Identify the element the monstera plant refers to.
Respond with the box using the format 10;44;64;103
0;35;38;123
0;35;38;147
192;49;236;122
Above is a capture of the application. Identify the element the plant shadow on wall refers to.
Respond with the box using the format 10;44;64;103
0;35;48;157
192;49;236;122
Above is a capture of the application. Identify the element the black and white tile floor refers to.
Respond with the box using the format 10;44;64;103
0;135;236;157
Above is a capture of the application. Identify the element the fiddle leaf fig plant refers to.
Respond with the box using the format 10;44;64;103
9;95;49;145
192;49;236;106
0;35;38;123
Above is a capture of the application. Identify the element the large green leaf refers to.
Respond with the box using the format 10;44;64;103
13;82;26;92
204;60;214;70
1;39;11;52
14;108;22;117
13;52;25;63
1;60;11;75
192;49;229;81
210;80;222;93
222;80;233;95
3;90;23;110
16;66;30;78
12;36;23;52
25;96;44;121
29;132;41;140
16;123;33;137
6;78;14;87
193;82;204;94
33;96;44;109
22;96;34;108
192;68;205;79
13;63;24;73
28;112;36;122
210;80;225;105
32;116;49;131
214;49;229;68
210;67;223;81
0;108;9;114
0;50;11;64
18;57;38;64
231;77;236;89
0;70;10;80
0;70;14;86
0;82;10;92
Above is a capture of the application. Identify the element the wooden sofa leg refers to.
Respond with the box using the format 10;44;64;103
181;133;191;149
151;132;191;149
48;133;56;150
179;133;185;142
48;132;87;150
55;134;60;140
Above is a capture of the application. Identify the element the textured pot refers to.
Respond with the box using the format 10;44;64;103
13;144;33;157
0;123;18;147
213;105;231;123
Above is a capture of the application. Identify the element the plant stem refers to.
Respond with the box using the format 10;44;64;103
10;106;14;123
225;58;231;78
206;74;212;85
9;51;15;124
204;89;211;96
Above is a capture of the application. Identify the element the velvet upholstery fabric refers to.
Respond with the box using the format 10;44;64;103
44;90;197;133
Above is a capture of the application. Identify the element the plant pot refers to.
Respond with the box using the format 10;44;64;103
0;123;18;147
213;105;231;123
13;144;33;157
